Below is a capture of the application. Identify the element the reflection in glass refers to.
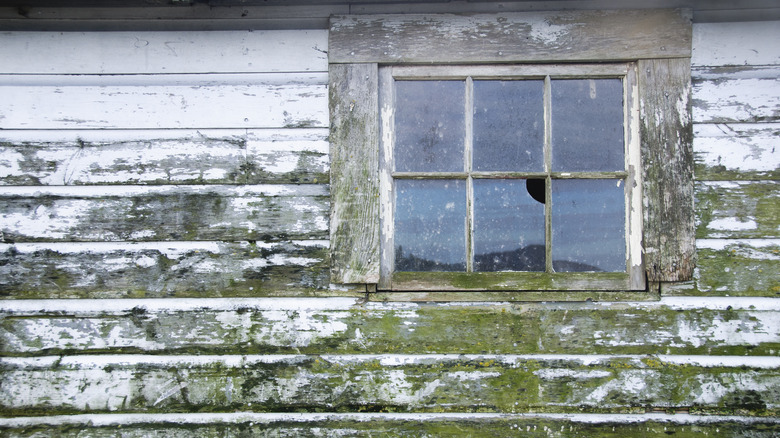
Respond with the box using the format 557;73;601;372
474;180;545;271
395;81;465;172
551;79;624;172
473;80;544;171
552;179;625;272
395;179;466;271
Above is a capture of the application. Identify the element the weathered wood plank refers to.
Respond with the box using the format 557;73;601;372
663;239;780;297
0;30;328;74
696;181;779;239
2;413;779;437
1;354;777;415
693;75;780;124
0;129;329;186
693;123;780;181
1;298;777;357
0;241;349;299
329;9;692;64
692;21;780;67
639;58;695;282
0;185;328;242
0;74;327;130
329;63;380;284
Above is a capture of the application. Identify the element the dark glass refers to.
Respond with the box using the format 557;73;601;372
395;80;465;172
473;180;545;272
395;179;466;271
473;80;544;171
551;179;626;272
551;79;624;172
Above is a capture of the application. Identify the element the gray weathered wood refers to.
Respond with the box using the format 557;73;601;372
329;63;380;284
0;185;328;242
1;354;777;415
696;181;779;239
693;123;780;181
0;74;327;130
329;9;692;64
0;241;346;299
0;30;328;74
0;129;329;186
639;58;696;282
1;298;777;357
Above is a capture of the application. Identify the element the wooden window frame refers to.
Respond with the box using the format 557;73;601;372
379;64;644;292
329;9;694;301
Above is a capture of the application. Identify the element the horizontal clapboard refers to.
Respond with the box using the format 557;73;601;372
0;241;340;299
664;239;780;298
1;240;777;299
0;185;328;242
1;354;777;415
0;129;329;185
692;21;780;67
2;413;778;437
693;68;780;124
693;123;779;181
0;73;328;130
0;30;328;74
696;181;780;239
0;297;777;357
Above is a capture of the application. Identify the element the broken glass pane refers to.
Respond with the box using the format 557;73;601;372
473;180;545;272
395;80;465;172
551;79;624;172
395;179;466;271
551;179;625;272
473;80;544;171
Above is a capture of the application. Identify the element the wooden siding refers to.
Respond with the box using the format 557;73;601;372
0;30;328;74
0;30;337;300
0;74;327;130
684;20;780;301
1;17;779;437
0;129;329;186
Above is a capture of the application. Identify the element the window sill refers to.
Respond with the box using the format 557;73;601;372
368;288;661;303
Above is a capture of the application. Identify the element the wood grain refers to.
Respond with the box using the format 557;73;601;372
330;9;692;64
639;58;696;282
329;63;380;284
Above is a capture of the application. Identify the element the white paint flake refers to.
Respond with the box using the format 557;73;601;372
708;217;758;232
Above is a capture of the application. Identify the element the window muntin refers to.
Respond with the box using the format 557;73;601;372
379;64;643;291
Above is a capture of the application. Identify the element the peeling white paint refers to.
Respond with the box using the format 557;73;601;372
1;412;778;428
708;217;758;232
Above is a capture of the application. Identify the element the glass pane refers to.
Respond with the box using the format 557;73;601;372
473;80;544;172
552;179;626;272
395;179;466;271
551;79;624;172
474;180;545;272
395;80;465;172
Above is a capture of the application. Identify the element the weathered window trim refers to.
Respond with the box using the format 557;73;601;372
329;9;694;300
378;63;644;292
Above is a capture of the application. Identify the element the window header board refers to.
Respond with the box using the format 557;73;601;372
329;9;692;65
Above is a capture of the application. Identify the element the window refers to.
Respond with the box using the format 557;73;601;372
378;65;643;291
329;10;694;300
